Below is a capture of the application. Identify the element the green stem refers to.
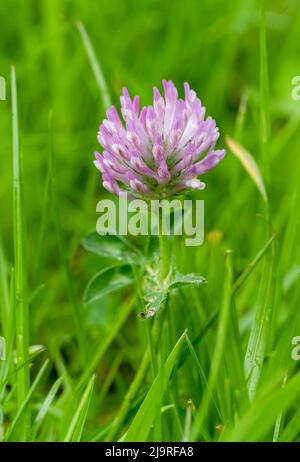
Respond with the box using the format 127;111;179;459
145;320;158;379
114;228;170;442
156;231;172;440
146;319;162;441
158;233;170;283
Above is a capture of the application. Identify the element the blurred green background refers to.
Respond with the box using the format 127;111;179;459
0;0;300;442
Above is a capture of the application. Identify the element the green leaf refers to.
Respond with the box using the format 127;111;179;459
141;270;206;319
82;232;143;265
141;291;167;319
168;272;206;290
84;265;134;305
124;331;187;442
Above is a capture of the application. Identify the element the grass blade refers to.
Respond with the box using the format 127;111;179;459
123;331;187;442
226;136;267;202
232;233;276;295
244;232;276;400
243;0;276;402
63;374;95;442
34;138;52;283
97;353;123;410
11;65;30;441
182;400;194;442
259;0;270;182
0;234;10;336
279;406;300;442
191;253;233;441
106;346;150;441
272;372;288;442
77;21;112;109
30;376;63;440
185;335;221;420
5;360;49;442
222;371;300;442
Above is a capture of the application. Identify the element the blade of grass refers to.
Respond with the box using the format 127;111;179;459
123;331;187;442
11;65;30;441
97;352;123;409
0;346;45;390
185;334;221;420
272;372;288;442
224;299;249;417
222;371;300;442
182;399;193;442
279;403;300;442
90;421;115;442
106;346;150;441
178;308;219;369
145;318;162;441
106;314;164;441
76;21;112;109
33;134;52;283
191;252;233;441
259;0;270;183
0;267;15;397
50;343;73;393
226;136;267;202
4;360;49;442
63;374;95;442
0;234;9;336
30;376;63;440
232;233;276;295
279;189;299;275
244;233;276;400
76;21;112;230
244;1;276;401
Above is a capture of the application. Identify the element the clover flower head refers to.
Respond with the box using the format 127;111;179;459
94;80;226;198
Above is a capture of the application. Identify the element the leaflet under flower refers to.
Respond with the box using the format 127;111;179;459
94;80;226;199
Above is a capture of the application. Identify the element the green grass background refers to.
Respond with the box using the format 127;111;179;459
0;0;300;442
